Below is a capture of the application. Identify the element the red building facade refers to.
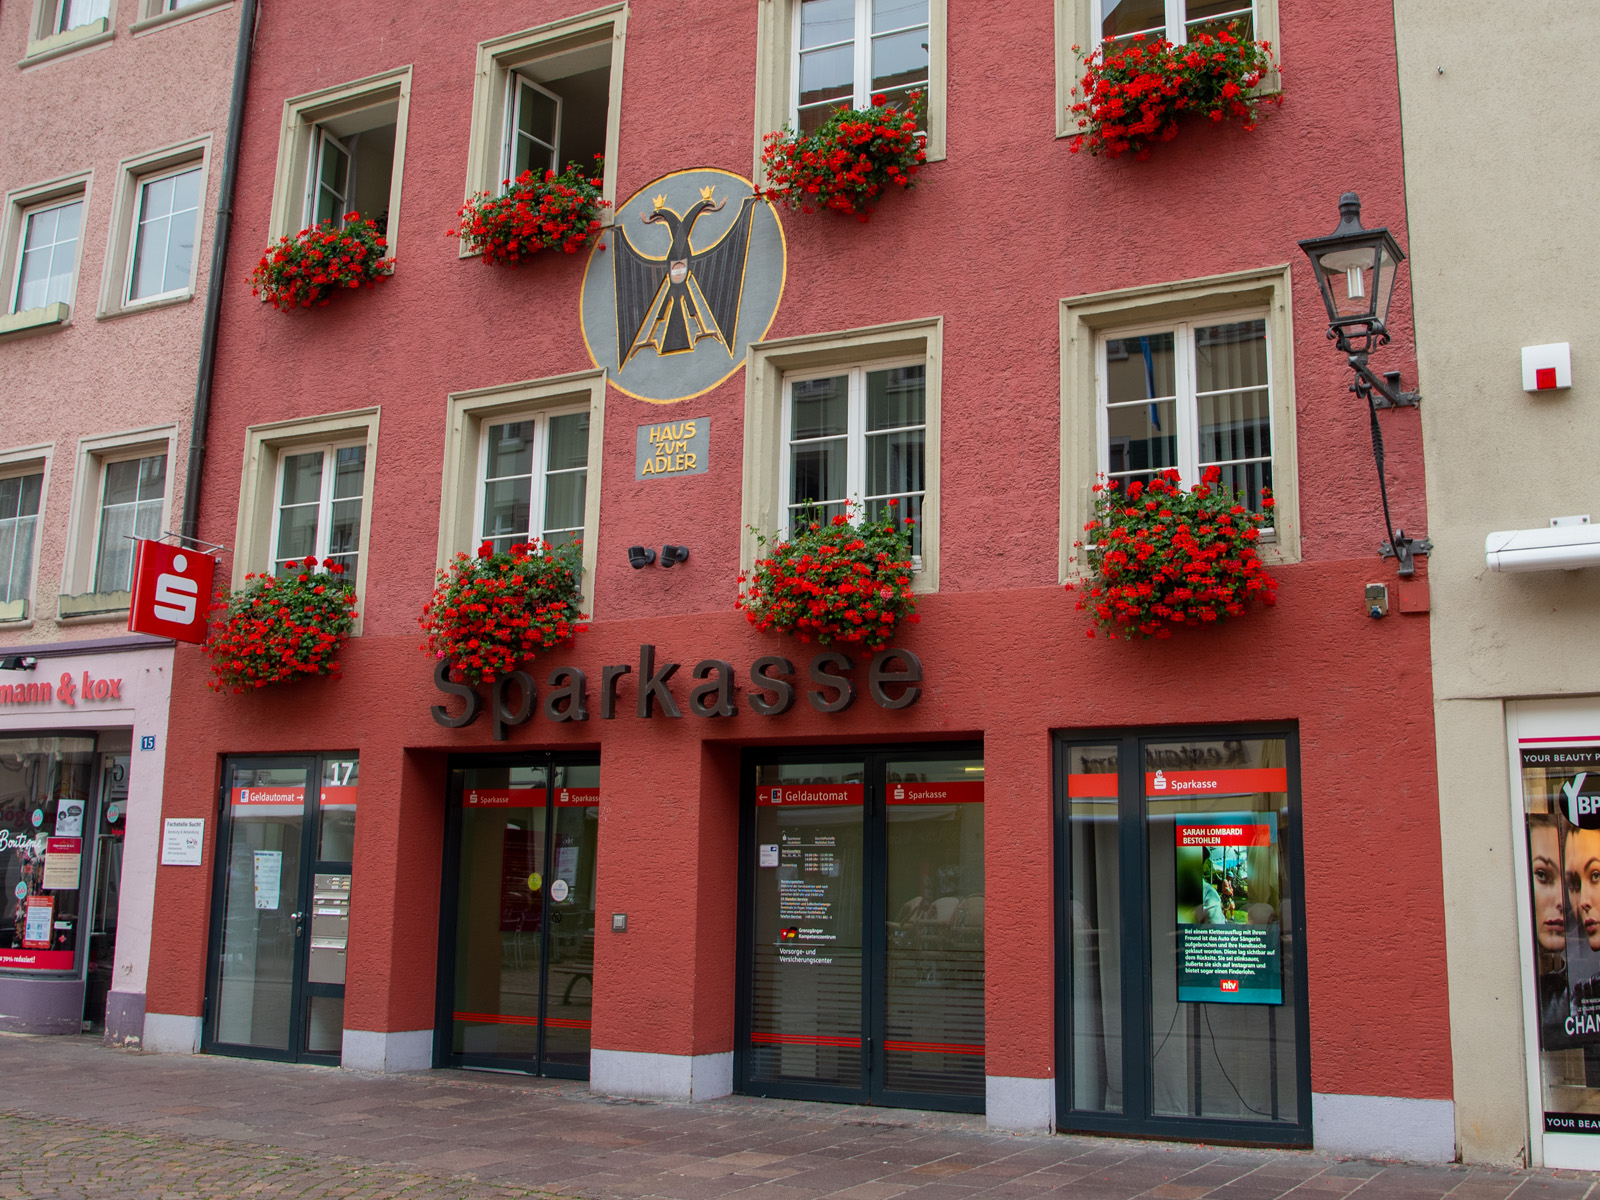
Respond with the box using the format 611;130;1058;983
141;0;1452;1159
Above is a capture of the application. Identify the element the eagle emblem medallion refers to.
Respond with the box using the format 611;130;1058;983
581;169;785;404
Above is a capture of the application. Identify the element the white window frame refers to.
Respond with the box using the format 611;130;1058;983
1095;309;1275;533
88;449;169;596
778;359;927;568
473;404;590;550
1089;0;1256;47
0;463;47;620
303;128;354;228
500;75;564;185
267;440;368;575
56;0;109;32
9;195;86;316
789;0;932;131
123;161;204;307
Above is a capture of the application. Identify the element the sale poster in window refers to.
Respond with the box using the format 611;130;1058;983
1174;812;1283;1004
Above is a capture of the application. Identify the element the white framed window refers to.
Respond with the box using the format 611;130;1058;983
268;70;410;250
462;8;626;221
92;453;167;594
476;408;589;554
1096;313;1274;521
780;360;926;561
11;197;83;315
502;76;563;183
1092;0;1255;47
0;473;44;609
270;443;368;577
126;164;201;304
793;0;929;135
55;0;109;32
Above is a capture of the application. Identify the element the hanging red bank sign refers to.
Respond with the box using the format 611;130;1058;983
128;540;217;645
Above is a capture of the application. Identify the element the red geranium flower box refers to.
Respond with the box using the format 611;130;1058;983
451;161;608;266
759;92;927;222
205;557;357;692
420;539;588;686
1067;467;1278;639
248;213;393;310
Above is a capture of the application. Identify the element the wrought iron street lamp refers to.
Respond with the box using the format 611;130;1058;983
1299;193;1430;576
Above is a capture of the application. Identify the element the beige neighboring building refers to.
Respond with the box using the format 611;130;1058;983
1396;0;1600;1169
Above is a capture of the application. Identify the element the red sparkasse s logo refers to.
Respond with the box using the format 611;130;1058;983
129;541;217;645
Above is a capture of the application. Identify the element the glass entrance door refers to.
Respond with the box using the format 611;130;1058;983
1058;731;1310;1145
438;755;600;1077
738;746;985;1112
205;754;358;1063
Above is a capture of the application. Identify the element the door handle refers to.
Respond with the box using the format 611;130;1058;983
291;911;305;937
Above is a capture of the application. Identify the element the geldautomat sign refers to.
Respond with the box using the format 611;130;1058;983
431;645;923;740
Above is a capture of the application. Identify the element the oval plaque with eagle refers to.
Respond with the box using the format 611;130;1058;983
581;169;786;404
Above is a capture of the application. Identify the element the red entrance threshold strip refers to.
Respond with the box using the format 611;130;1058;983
883;1039;985;1056
750;1031;861;1048
452;1011;592;1030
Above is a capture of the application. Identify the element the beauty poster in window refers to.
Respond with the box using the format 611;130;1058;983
1521;745;1600;1134
1174;813;1283;1004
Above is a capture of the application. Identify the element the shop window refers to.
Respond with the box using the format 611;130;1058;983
235;409;380;614
0;471;44;621
439;371;605;599
271;443;367;578
98;139;211;318
461;5;627;221
0;737;98;974
267;69;411;252
781;362;926;563
1059;266;1299;580
1057;731;1310;1142
1054;0;1280;136
755;0;945;174
743;317;942;591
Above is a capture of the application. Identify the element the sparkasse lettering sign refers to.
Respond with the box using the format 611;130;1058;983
431;644;923;741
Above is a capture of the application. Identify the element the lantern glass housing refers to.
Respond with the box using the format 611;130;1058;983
1298;192;1405;345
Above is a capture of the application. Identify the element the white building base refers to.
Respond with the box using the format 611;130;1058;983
341;1029;433;1072
1313;1093;1456;1161
590;1048;733;1101
141;1013;202;1054
986;1075;1055;1132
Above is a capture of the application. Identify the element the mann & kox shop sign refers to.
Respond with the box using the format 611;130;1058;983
431;644;922;741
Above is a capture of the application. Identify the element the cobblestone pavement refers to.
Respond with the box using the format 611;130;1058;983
0;1036;1595;1200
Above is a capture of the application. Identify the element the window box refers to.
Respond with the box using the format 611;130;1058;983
1054;0;1281;138
0;301;69;337
452;161;607;266
22;13;111;65
58;590;132;619
205;560;356;693
249;214;392;311
759;93;926;220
